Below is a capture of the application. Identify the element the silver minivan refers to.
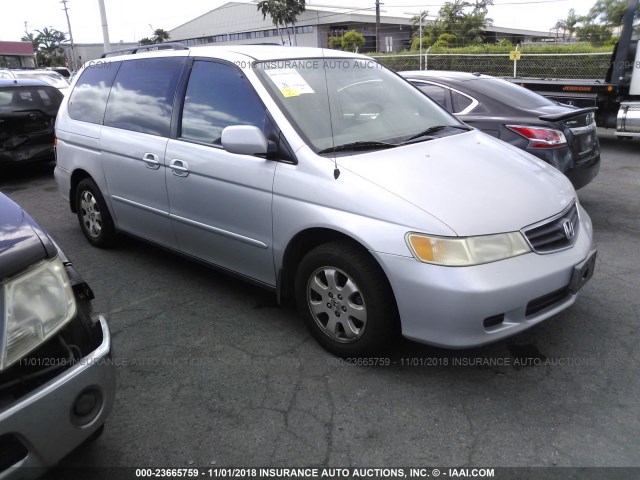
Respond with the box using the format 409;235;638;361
54;45;596;356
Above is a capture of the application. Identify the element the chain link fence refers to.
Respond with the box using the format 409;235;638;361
370;52;613;79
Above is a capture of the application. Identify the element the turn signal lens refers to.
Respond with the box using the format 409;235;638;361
506;125;567;149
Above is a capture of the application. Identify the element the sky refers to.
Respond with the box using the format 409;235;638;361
0;0;597;44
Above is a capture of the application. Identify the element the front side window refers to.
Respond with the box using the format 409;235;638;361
104;57;186;136
255;58;462;153
68;61;121;124
180;61;266;145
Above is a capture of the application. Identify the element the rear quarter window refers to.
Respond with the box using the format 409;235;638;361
68;61;122;124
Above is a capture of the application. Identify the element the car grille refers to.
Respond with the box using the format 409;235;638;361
0;434;28;471
523;203;579;253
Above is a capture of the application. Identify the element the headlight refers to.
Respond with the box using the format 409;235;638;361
406;232;531;266
1;256;76;370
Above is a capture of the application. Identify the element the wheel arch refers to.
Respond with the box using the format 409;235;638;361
69;169;93;213
278;227;394;304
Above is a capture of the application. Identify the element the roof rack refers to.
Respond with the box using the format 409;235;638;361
100;42;189;58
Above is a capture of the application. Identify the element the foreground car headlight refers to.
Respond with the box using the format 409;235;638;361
407;232;531;266
1;256;76;370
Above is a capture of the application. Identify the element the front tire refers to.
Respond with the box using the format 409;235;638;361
295;241;399;357
75;178;117;248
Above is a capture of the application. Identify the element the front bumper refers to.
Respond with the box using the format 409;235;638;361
374;206;594;348
0;315;115;479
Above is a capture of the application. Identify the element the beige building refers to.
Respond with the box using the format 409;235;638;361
170;2;413;52
169;2;552;53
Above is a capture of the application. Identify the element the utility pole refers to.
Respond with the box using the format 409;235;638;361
61;0;77;70
98;0;111;54
375;0;381;53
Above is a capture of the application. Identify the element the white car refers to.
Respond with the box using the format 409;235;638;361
0;69;70;92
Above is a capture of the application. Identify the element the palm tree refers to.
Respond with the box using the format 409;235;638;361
21;31;41;52
151;29;171;44
284;0;306;46
258;0;305;45
554;9;579;42
35;27;67;54
257;0;287;44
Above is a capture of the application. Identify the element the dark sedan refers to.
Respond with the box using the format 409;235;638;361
0;78;63;167
400;71;601;189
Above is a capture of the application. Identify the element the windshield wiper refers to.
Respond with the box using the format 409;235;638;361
401;124;471;144
317;141;397;154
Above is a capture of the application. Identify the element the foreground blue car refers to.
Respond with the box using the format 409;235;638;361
0;192;115;478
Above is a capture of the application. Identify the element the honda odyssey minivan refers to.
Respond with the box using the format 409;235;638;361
54;45;596;356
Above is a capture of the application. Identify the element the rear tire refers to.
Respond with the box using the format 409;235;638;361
75;178;117;248
295;241;399;357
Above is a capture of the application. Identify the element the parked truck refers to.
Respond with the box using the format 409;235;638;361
511;0;639;138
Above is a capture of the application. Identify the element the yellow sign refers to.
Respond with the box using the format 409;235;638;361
509;51;521;61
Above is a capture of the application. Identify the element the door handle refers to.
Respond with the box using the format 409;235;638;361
142;153;160;170
170;159;189;177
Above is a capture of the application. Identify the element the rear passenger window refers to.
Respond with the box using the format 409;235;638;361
68;61;121;124
180;61;266;145
104;57;185;137
451;91;474;113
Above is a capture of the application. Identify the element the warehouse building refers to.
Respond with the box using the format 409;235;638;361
169;2;551;53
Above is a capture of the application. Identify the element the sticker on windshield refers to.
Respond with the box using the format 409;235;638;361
264;68;314;97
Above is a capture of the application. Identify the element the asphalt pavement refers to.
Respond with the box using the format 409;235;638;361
1;131;639;472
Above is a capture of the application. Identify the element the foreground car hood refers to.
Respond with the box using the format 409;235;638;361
0;193;54;280
338;130;575;236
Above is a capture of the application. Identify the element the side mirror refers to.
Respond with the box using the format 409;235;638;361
221;125;268;156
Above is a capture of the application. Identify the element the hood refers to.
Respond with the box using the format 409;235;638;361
0;193;55;281
338;130;575;236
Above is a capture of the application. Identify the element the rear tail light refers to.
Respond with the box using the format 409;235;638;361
506;125;567;149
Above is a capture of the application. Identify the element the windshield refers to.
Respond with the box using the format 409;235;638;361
255;58;462;153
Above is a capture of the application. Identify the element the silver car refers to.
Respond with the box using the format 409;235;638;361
54;46;596;356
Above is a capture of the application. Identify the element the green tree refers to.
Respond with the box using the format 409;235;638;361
328;36;343;50
139;28;170;46
410;35;433;51
257;0;305;45
554;8;580;41
576;23;613;45
283;0;306;45
151;29;170;43
341;30;365;52
25;27;67;67
424;0;493;47
587;0;628;27
257;0;287;44
21;31;41;52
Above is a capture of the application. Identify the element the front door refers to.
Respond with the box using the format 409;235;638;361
165;60;277;285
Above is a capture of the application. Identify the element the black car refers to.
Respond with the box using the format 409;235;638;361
0;192;115;476
0;78;63;167
400;71;601;189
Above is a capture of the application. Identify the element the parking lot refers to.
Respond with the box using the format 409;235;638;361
1;131;639;471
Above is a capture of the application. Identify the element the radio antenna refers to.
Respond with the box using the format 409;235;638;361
320;48;340;179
